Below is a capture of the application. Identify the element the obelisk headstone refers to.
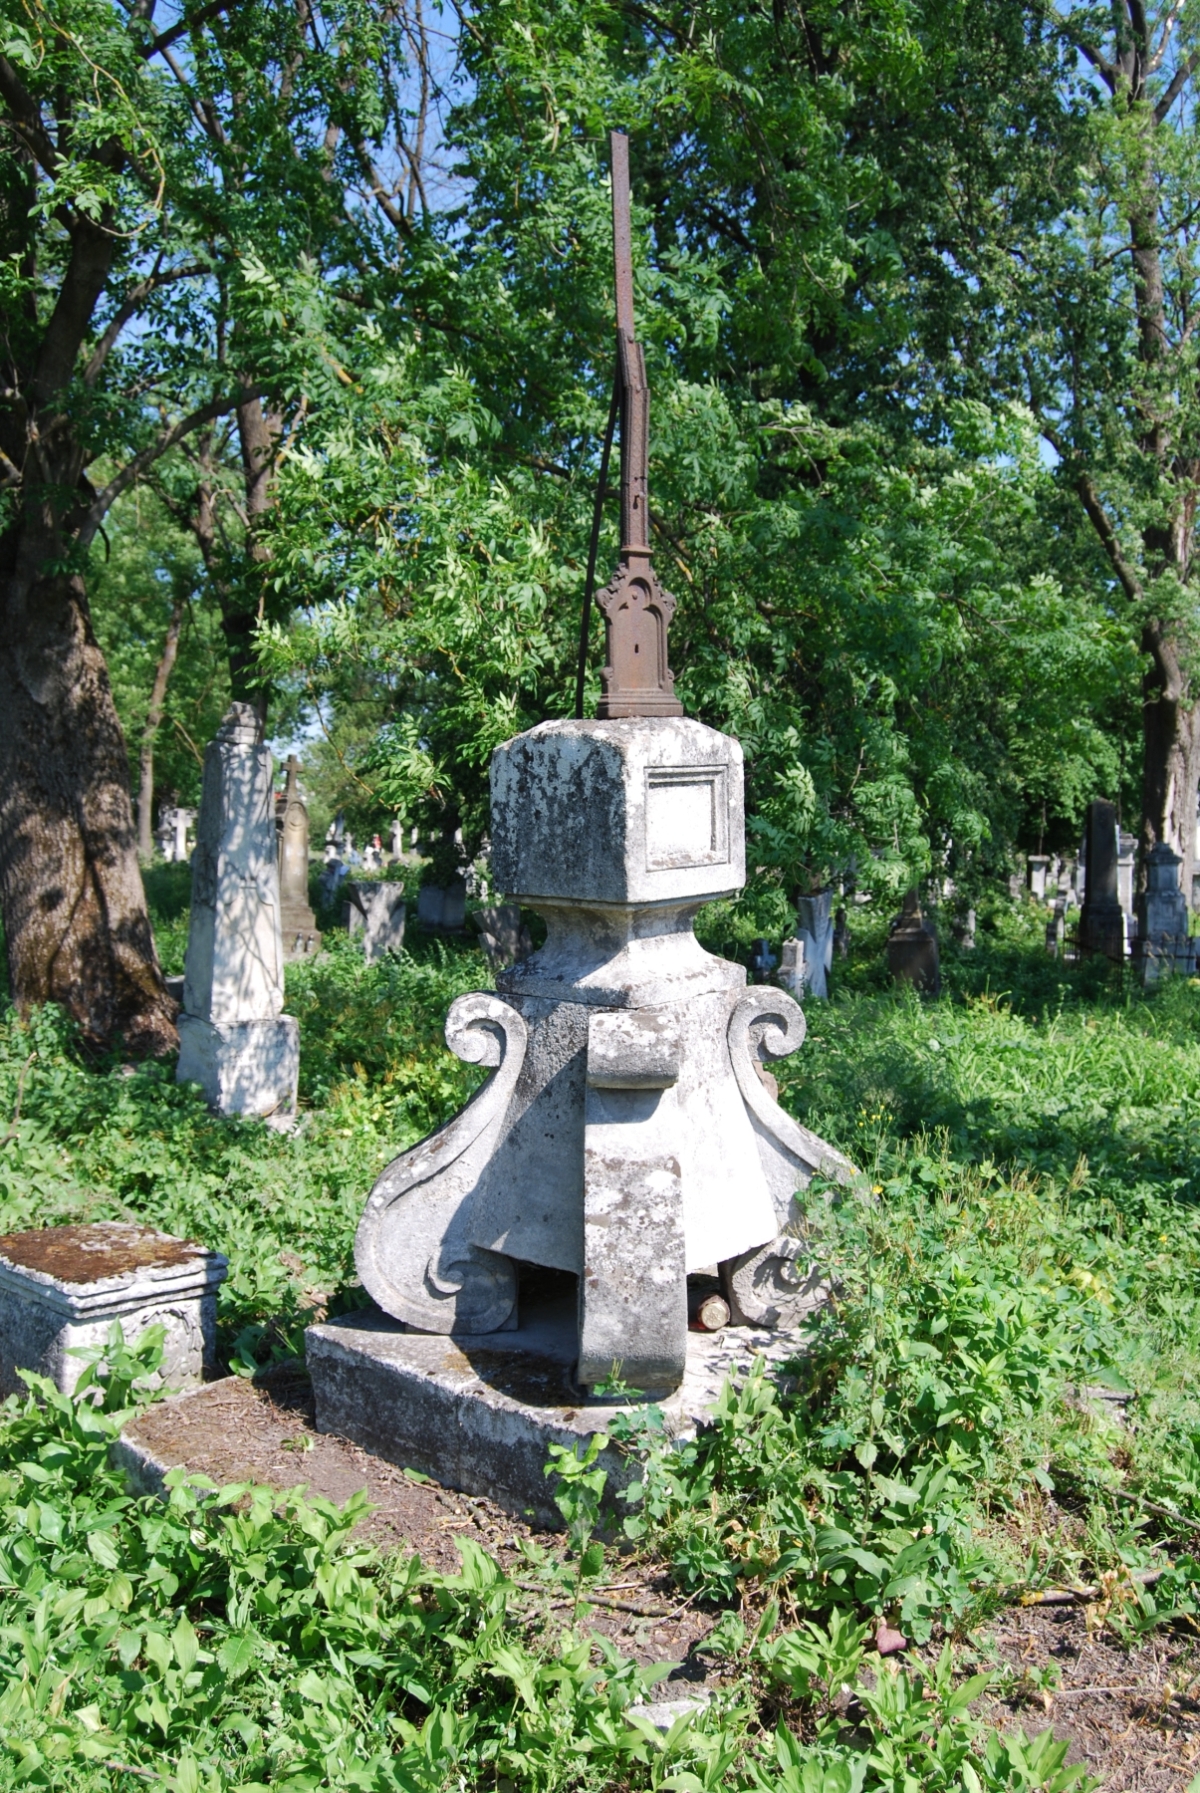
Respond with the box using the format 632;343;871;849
277;755;321;961
1078;800;1124;962
177;704;299;1122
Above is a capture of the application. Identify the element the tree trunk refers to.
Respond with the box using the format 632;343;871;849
136;596;187;862
227;395;281;722
0;551;178;1056
1140;617;1200;902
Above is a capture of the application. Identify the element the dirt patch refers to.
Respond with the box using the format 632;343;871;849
119;1368;721;1677
0;1223;205;1283
972;1600;1200;1789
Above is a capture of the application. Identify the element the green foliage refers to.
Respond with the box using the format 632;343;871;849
3;922;1200;1780
0;1332;734;1792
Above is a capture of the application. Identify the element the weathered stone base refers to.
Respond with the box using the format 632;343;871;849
177;1014;299;1121
306;1296;811;1526
0;1223;227;1398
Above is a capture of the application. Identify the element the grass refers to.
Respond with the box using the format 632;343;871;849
1;885;1200;1786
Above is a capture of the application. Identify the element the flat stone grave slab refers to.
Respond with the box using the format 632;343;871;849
306;1280;811;1527
0;1222;227;1397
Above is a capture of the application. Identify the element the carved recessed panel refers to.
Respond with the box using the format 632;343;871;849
644;766;728;871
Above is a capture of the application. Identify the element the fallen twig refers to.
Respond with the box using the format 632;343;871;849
1018;1567;1165;1607
1050;1683;1157;1699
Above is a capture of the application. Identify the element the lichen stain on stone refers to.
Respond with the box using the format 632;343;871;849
0;1222;201;1283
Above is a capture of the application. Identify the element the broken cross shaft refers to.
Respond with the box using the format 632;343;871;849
595;130;683;720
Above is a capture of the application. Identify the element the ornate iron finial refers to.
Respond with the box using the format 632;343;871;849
594;130;683;719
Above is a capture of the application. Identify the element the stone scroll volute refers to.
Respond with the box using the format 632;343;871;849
355;994;527;1334
726;988;855;1223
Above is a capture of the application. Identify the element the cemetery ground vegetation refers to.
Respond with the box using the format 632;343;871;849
0;891;1199;1785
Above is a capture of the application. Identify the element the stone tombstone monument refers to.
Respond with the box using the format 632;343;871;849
473;903;533;972
887;890;941;995
796;891;834;999
1135;842;1196;983
389;817;404;862
308;133;852;1451
1117;831;1137;919
176;703;299;1122
1027;855;1049;902
777;937;806;997
0;1223;226;1397
277;755;321;961
952;907;976;950
1078;800;1125;962
750;938;778;982
417;879;467;932
345;883;407;963
833;906;850;959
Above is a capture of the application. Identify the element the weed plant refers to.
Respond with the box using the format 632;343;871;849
0;888;1198;1785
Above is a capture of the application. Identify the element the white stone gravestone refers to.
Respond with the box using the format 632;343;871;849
318;716;853;1408
277;755;321;960
796;891;834;999
176;704;299;1122
777;937;806;997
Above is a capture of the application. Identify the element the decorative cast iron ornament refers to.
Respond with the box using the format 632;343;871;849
594;130;684;720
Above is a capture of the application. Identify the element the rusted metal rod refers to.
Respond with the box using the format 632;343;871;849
590;128;683;720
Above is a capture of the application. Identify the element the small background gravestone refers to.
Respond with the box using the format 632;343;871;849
750;938;777;982
1078;800;1125;962
1135;842;1196;984
345;883;407;962
417;879;467;932
777;937;806;997
1027;854;1049;902
1117;831;1137;918
0;1223;226;1397
276;755;321;960
796;892;834;999
176;704;299;1122
155;802;196;864
473;903;532;971
887;890;940;994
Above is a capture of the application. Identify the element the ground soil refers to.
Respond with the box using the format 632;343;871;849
120;1368;722;1681
972;1602;1200;1789
122;1371;1200;1780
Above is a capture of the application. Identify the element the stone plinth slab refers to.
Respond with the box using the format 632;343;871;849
306;1299;810;1526
0;1223;227;1398
177;1013;299;1123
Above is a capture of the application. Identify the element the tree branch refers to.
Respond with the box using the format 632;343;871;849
77;387;264;548
1147;0;1186;75
140;0;231;61
1154;46;1199;120
1033;2;1118;90
1076;472;1144;602
0;55;60;173
83;261;209;387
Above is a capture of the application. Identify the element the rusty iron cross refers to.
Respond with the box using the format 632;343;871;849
593;130;683;719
